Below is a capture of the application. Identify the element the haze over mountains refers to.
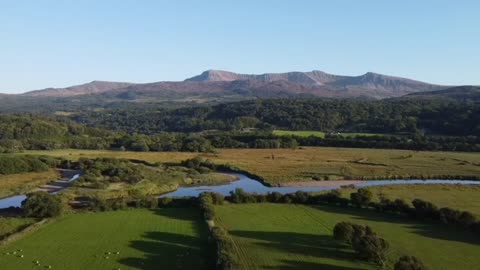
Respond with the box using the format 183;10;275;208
18;69;447;99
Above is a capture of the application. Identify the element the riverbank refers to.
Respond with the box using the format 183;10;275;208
278;180;364;187
20;148;480;186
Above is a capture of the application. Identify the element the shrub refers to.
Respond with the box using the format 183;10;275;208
211;226;239;270
22;192;63;218
333;222;355;243
352;233;389;266
394;255;428;270
350;188;373;207
412;199;439;219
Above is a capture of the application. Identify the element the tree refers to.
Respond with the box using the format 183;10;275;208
352;234;389;266
333;222;355;243
394;255;428;270
350;188;373;207
21;191;63;218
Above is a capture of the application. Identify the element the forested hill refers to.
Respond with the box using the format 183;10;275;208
70;96;480;136
0;115;113;152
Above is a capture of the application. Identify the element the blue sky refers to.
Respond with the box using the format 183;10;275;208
0;0;479;93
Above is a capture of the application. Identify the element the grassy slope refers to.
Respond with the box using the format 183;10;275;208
0;218;37;240
216;203;480;270
0;209;212;270
273;130;327;138
21;147;480;185
273;130;383;138
0;170;59;198
339;184;480;216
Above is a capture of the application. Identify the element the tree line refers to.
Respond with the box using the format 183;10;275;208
70;97;480;136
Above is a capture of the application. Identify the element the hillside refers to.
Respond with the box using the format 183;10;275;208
24;80;135;97
17;70;447;101
403;85;480;102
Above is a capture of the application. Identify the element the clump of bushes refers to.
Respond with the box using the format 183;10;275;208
394;255;428;270
21;191;63;218
73;158;145;189
0;155;62;175
333;222;389;266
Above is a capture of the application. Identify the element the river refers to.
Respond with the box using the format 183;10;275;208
1;173;479;209
0;174;80;209
160;173;480;197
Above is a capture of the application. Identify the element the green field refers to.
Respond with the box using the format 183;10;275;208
0;209;212;270
339;184;480;216
273;130;327;138
273;130;383;138
0;218;37;240
19;147;480;185
216;203;480;270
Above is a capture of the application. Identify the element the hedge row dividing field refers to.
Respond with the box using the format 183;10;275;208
0;209;212;270
215;203;480;270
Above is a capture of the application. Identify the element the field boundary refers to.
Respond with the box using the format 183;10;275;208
0;218;50;247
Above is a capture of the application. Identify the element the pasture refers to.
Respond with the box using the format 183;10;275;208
273;130;383;138
273;130;326;138
0;209;212;270
21;147;480;185
215;203;480;270
340;184;480;216
0;217;37;240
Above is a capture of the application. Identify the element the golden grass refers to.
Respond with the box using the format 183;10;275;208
339;184;480;216
0;170;59;198
21;147;480;185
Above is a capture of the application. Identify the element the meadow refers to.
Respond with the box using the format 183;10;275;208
0;170;59;199
273;130;383;138
21;147;480;185
339;184;480;216
0;217;37;240
0;208;212;270
273;130;327;138
215;203;480;270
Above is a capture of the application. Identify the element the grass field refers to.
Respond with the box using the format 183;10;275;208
0;170;59;198
0;218;37;240
339;184;480;216
0;209;212;270
20;148;480;185
216;203;480;270
273;130;383;138
273;130;326;138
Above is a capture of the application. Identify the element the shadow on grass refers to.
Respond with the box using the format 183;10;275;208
118;208;213;270
264;259;367;270
230;230;371;270
309;205;480;245
149;207;201;221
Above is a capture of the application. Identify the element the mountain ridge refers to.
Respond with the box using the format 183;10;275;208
15;69;450;99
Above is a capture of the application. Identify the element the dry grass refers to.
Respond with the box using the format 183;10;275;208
21;147;480;185
0;170;59;198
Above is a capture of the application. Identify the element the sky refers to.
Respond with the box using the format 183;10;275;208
0;0;479;93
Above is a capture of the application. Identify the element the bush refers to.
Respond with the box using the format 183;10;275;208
22;192;63;218
211;226;239;270
352;233;389;266
333;222;355;243
350;188;373;207
394;255;428;270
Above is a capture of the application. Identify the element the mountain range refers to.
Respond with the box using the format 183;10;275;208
18;69;447;99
